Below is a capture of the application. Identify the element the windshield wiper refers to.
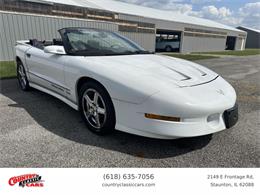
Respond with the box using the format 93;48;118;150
113;50;154;55
69;50;154;56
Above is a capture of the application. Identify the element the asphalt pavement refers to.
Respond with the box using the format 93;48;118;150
0;55;259;167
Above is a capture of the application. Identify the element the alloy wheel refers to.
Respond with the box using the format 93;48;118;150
18;64;27;89
82;88;107;129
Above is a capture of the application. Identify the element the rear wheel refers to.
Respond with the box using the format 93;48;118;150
17;61;30;91
79;81;116;135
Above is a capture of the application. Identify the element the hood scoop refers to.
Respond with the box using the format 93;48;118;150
153;57;217;87
164;66;192;81
188;64;208;77
162;63;209;82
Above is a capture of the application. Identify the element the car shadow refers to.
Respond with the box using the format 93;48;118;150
1;79;212;159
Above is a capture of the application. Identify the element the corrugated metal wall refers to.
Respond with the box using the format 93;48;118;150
119;13;247;53
181;35;246;53
0;12;118;61
118;13;156;51
120;31;155;52
0;11;156;61
181;35;226;53
0;11;246;61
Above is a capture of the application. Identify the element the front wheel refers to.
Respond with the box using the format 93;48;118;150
79;81;116;135
17;61;30;91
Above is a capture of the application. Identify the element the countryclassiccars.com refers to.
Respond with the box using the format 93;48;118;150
15;27;238;139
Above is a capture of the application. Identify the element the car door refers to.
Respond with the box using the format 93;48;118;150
25;47;69;97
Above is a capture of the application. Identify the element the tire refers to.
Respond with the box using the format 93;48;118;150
165;46;172;52
79;81;116;135
17;61;30;91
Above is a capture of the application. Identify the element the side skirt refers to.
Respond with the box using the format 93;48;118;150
29;82;79;111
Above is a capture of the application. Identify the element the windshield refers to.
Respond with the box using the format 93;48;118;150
59;28;151;56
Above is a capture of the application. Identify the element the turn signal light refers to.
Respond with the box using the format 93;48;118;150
145;113;181;122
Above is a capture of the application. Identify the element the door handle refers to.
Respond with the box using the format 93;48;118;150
26;53;31;58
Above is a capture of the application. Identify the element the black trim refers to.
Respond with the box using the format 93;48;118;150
223;103;238;129
30;81;77;105
28;71;70;91
181;76;219;87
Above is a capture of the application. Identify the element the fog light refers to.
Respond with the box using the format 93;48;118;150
207;113;220;126
145;113;181;122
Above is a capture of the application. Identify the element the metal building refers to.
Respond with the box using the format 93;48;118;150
0;0;247;61
237;26;260;49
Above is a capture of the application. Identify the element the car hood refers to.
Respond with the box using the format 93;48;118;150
85;54;218;88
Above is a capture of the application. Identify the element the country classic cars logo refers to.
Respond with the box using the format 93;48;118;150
8;174;44;187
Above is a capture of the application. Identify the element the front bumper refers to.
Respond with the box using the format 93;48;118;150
113;76;237;139
114;101;238;139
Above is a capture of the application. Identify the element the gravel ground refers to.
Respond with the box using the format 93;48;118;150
0;55;259;167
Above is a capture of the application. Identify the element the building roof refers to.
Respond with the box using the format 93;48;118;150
35;0;244;33
238;26;260;34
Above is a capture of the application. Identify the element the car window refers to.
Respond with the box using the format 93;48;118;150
59;28;150;56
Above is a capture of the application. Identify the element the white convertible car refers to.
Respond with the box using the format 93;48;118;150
15;27;238;139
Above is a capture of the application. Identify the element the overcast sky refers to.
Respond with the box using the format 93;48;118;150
117;0;260;29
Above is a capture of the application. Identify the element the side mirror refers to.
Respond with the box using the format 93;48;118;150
44;46;66;55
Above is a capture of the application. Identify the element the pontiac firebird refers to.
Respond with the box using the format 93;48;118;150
15;27;238;139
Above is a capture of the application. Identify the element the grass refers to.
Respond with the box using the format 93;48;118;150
193;49;260;56
163;53;219;61
0;61;16;79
